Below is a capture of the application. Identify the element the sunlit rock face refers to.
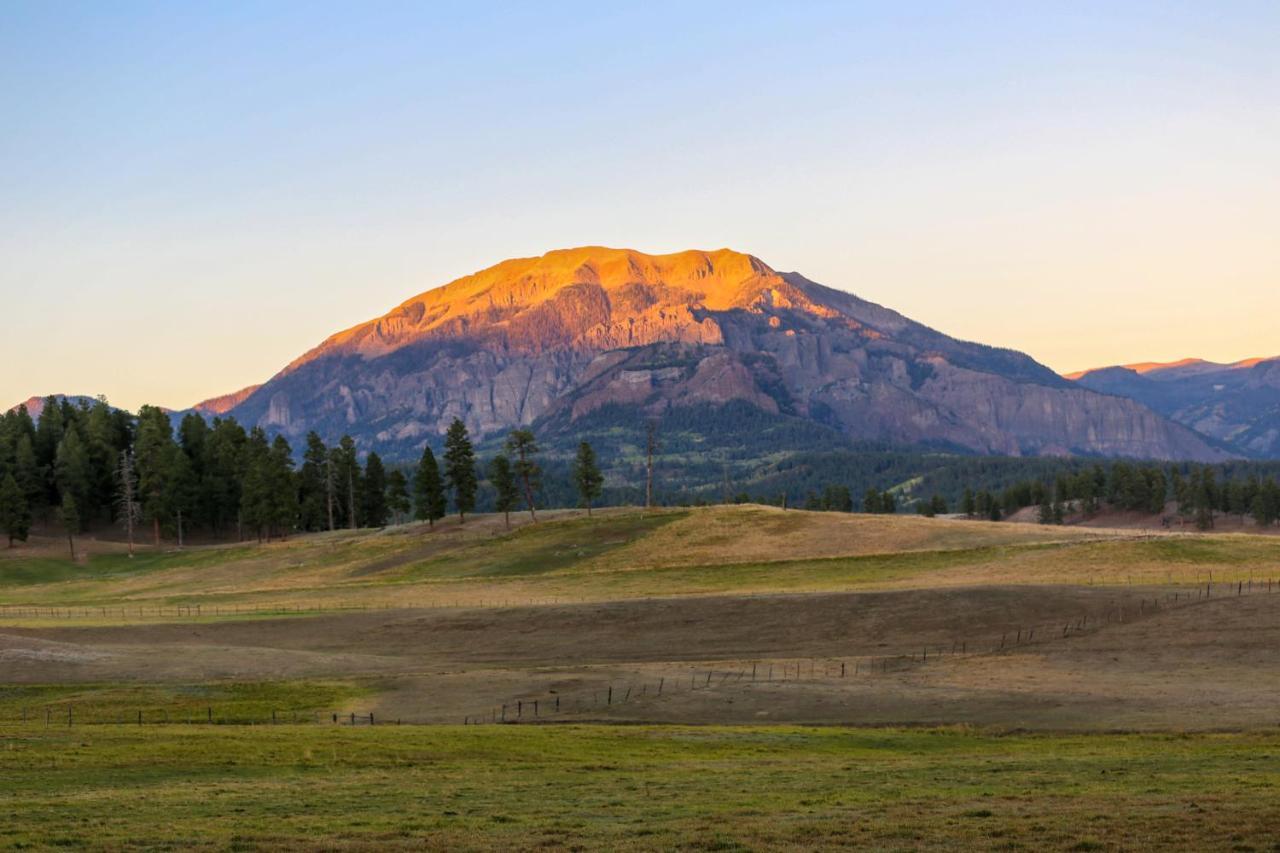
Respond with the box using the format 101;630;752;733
220;246;1228;461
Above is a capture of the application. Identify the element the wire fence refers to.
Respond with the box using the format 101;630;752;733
459;576;1280;725
4;576;1274;729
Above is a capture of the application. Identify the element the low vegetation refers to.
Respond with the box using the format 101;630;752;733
2;725;1278;850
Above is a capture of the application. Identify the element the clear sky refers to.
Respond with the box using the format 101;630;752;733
3;1;1277;411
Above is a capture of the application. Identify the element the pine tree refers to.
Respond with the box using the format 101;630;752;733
822;484;852;512
1037;492;1055;525
298;432;329;532
881;491;896;514
54;425;91;530
862;488;882;514
572;441;604;516
1252;480;1279;528
961;487;976;518
443;419;477;522
362;451;389;528
413;446;446;526
267;435;297;538
160;443;197;548
505;429;541;523
14;434;41;517
333;436;360;529
386;470;410;524
488;455;518;529
0;473;30;547
205;417;247;539
134;405;178;545
84;398;124;524
34;397;66;506
239;428;273;542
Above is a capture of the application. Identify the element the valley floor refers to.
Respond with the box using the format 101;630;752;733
2;505;1279;849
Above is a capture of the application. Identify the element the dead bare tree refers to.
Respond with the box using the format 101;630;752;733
116;450;141;558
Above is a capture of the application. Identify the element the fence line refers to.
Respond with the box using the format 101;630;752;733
2;577;1275;728
461;576;1280;725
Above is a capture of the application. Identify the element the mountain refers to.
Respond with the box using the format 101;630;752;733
8;394;101;419
192;384;263;416
218;246;1227;462
1068;357;1280;458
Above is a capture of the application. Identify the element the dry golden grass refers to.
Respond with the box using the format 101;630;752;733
577;505;1126;574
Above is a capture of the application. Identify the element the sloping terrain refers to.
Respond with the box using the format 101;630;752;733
3;506;1280;734
217;246;1224;461
1070;355;1280;457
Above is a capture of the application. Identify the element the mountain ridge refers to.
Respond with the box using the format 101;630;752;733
218;246;1227;462
1067;355;1280;457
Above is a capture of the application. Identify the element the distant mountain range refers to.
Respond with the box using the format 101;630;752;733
1065;357;1280;458
19;248;1266;463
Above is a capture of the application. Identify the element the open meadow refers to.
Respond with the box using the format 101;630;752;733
3;505;1280;849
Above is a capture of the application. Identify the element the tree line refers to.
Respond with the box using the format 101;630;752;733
678;459;1280;531
0;397;604;551
3;397;1278;551
951;460;1280;529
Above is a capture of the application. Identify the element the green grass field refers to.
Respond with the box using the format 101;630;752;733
2;725;1277;850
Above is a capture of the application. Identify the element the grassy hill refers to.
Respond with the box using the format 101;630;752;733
3;506;1278;618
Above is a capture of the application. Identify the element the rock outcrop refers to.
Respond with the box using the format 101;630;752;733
222;247;1230;462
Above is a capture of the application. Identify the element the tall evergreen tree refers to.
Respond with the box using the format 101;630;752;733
134;405;178;544
83;398;123;524
333;436;360;529
572;441;604;516
505;429;541;522
34;397;66;506
1037;491;1055;525
14;434;41;517
443;419;477;522
239;428;273;542
362;451;389;528
54;425;91;530
297;432;330;532
0;473;30;547
488;455;518;529
862;488;882;514
822;484;853;512
413;446;446;526
267;435;297;538
386;469;410;524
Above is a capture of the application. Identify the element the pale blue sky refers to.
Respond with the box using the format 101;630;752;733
3;1;1277;410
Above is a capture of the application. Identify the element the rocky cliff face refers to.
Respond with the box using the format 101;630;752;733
224;247;1229;462
1070;357;1280;458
